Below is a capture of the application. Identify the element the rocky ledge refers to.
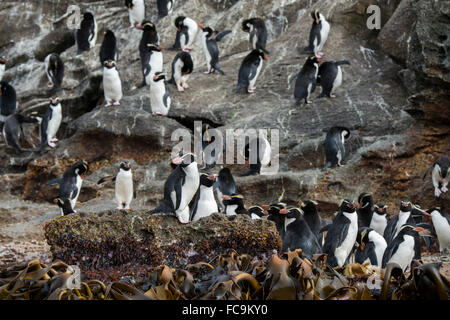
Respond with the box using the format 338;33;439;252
43;211;281;281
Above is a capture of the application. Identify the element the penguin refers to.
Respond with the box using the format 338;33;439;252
137;20;159;85
233;49;268;94
125;0;145;28
150;72;171;116
317;60;350;98
382;225;425;271
426;208;450;254
102;60;122;106
97;161;135;210
214;167;236;212
322;126;351;170
48;160;89;216
99;30;118;65
369;204;389;237
199;123;222;170
0;56;7;80
304;10;330;55
355;227;387;268
168;51;193;92
44;53;64;89
241;18;269;53
190;173;218;221
39;97;62;151
300;200;331;244
76;12;97;54
292;55;321;105
2;113;40;154
282;207;323;258
199;26;231;75
0;81;17;122
221;193;247;216
156;0;173;19
356;192;373;228
143;43;164;86
241;135;272;176
423;155;450;198
148;152;199;224
322;199;358;268
53;197;75;216
174;16;199;52
266;202;288;240
247;206;268;219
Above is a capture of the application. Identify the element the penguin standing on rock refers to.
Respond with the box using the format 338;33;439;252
76;12;97;54
266;202;288;239
0;81;17;122
233;49;268;94
190;173;218;221
44;53;64;89
2;113;40;154
242;18;269;53
322;199;359;267
322;126;351;170
97;161;135;210
214;167;236;212
423;155;450;198
0;56;7;80
199;25;231;75
150;72;171;115
221;194;247;216
241;135;272;176
248;206;268;219
48;161;89;216
157;0;173;19
102;60;122;106
137;20;159;85
148;152;199;224
99;30;118;65
356;192;373;228
427;208;450;254
125;0;145;28
355;227;387;267
39;98;62;151
143;44;164;86
317;60;350;98
174;16;199;52
169;51;193;92
370;204;389;237
292;55;322;105
300;200;331;244
303;10;330;55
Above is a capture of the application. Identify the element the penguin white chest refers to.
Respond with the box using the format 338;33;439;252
370;214;387;237
225;205;238;216
173;58;184;83
249;57;263;88
394;211;410;237
47;104;62;141
44;55;52;82
193;186;218;221
177;163;199;213
431;211;450;251
103;68;122;102
332;66;342;92
0;64;5;80
115;170;133;207
150;80;170;115
335;212;358;267
129;0;145;25
369;232;387;267
71;175;83;208
318;17;330;51
202;36;212;68
389;235;415;271
146;51;163;84
183;18;199;48
90;19;98;49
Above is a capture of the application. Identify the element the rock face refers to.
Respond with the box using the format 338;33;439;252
43;211;281;281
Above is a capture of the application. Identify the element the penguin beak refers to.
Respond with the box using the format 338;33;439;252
136;25;143;29
261;204;269;210
360;243;365;251
177;28;181;32
52;99;57;104
157;45;165;50
198;24;204;28
172;157;182;165
80;174;85;179
317;58;323;63
414;227;425;232
263;55;269;61
423;211;431;217
279;208;288;215
207;174;216;181
221;195;231;200
316;19;320;24
1;57;6;63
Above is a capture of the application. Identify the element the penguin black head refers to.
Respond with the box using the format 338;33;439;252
103;30;115;38
153;71;166;82
398;224;424;237
50;97;60;106
399;200;413;212
200;26;214;38
218;167;234;183
373;204;387;216
357;227;372;251
311;10;321;24
248;206;268;218
138;20;155;30
0;56;7;64
103;60;117;69
83;12;94;21
257;49;269;61
262;202;287;215
339;199;356;213
147;43;164;52
72;160;89;177
307;55;322;65
300;200;318;216
357;193;373;210
120;161;131;171
175;16;185;31
172;152;195;167
221;193;244;207
125;0;133;9
201;123;216;144
437;162;449;179
200;173;216;187
286;207;303;219
53;197;75;215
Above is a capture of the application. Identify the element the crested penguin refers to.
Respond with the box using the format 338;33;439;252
266;202;288;240
137;20;159;85
322;199;359;267
174;16;199;52
199;25;231;75
44;53;64;89
190;173;218;221
2;113;40;154
304;10;330;56
233;49;268;94
427;208;450;254
39;97;62;151
169;51;193;92
247;206;268;219
98;161;135;210
0;81;17;122
424;155;450;198
221;193;247;216
48;161;89;215
369;204;389;237
214;167;236;212
76;12;97;54
99;30;118;65
148;152;199;224
0;56;7;80
292;55;321;105
241;18;269;53
322;126;351;170
157;0;174;19
241;135;272;176
125;0;145;28
356;192;374;228
199;123;220;170
150;71;171;116
355;227;387;267
143;44;164;86
300;199;331;244
102;60;122;106
317;60;350;98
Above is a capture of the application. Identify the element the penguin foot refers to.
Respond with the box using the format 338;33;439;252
204;71;211;74
442;186;448;193
50;138;59;143
152;111;163;115
183;47;192;52
116;206;123;210
47;82;54;88
182;83;189;89
178;216;189;224
105;102;112;107
247;88;255;93
435;187;442;197
177;86;185;92
113;101;121;106
130;24;135;28
330;94;337;98
306;100;313;104
48;141;57;148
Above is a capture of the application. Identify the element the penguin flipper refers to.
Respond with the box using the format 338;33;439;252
215;30;232;42
47;177;63;186
97;176;116;184
335;60;351;66
366;243;378;266
174;179;183;210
